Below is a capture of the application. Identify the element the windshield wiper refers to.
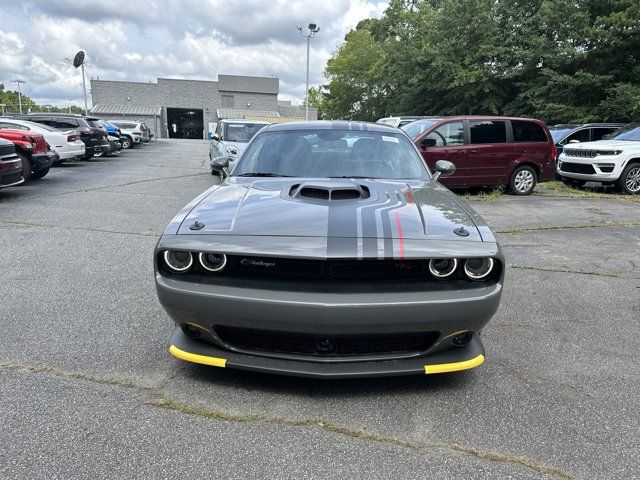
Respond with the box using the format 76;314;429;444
237;173;296;177
328;175;378;179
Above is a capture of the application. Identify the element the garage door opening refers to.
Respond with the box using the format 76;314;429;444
166;108;204;139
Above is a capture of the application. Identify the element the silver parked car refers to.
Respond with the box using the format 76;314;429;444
209;119;269;176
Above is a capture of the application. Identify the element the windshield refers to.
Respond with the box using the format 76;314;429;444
549;128;574;142
402;119;440;139
224;123;266;143
610;124;640;141
86;119;102;129
23;121;59;132
234;129;428;179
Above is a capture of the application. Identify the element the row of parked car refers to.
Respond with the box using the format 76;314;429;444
377;116;640;195
0;113;151;189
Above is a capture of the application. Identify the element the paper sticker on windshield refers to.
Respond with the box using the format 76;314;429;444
382;136;399;143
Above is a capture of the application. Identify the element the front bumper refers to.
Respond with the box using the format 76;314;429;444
0;156;24;188
170;326;486;378
31;151;56;171
557;155;623;182
156;269;502;377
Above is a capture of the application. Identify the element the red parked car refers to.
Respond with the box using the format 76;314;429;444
0;137;24;189
403;116;557;195
0;128;56;181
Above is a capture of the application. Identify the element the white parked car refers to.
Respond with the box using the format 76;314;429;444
109;121;145;148
0;118;85;164
557;123;640;194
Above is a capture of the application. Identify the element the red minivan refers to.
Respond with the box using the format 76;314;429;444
403;116;556;195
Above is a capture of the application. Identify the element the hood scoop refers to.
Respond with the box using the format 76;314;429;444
289;182;370;202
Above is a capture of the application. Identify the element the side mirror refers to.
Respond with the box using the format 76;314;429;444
212;133;220;141
568;139;580;144
420;137;437;148
210;156;231;177
432;160;455;181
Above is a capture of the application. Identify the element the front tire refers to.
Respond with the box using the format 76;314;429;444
509;165;537;195
616;163;640;195
17;153;31;182
31;167;50;180
122;136;133;149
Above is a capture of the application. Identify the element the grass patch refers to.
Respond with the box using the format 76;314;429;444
535;181;640;202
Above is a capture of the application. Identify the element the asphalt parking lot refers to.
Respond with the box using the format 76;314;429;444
1;140;638;479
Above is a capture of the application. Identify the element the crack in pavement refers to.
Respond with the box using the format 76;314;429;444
0;172;208;203
507;263;640;280
0;220;159;238
496;220;640;234
0;361;573;479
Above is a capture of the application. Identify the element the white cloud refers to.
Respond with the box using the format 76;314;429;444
0;0;388;107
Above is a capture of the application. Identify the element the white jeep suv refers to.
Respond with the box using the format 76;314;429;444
557;123;640;194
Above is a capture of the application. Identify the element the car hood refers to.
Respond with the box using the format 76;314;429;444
564;140;640;149
175;178;487;244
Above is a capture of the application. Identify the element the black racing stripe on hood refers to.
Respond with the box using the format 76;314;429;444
380;190;407;258
327;200;358;258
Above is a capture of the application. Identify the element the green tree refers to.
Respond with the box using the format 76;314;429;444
323;0;640;124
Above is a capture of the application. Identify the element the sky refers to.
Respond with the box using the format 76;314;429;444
0;0;388;109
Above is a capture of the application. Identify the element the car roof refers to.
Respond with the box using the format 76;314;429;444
265;120;401;134
220;119;270;124
550;123;625;128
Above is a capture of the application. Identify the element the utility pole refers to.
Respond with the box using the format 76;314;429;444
298;23;320;121
81;63;88;115
12;79;26;114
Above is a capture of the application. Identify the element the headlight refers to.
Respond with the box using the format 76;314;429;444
464;258;494;280
596;150;622;156
198;252;227;272
428;258;458;278
226;146;239;156
163;250;193;273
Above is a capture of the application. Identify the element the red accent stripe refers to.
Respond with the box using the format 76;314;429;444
394;211;405;259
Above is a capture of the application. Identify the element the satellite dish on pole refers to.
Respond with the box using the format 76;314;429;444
73;51;85;69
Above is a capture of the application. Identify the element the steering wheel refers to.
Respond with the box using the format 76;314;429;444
362;161;394;178
430;132;446;146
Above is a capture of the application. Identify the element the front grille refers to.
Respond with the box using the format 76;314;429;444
215;326;439;357
0;171;22;186
229;256;427;280
559;162;596;174
564;149;597;158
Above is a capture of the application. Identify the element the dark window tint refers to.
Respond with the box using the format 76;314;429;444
469;120;507;144
512;121;547;142
29;117;53;127
592;127;619;141
564;129;590;144
53;118;79;129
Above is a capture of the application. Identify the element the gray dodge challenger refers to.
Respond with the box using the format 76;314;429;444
155;121;504;378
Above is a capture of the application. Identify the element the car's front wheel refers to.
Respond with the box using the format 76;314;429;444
31;167;50;180
616;163;640;195
17;153;32;182
122;136;132;149
509;165;537;195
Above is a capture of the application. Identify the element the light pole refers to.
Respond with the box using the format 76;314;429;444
12;79;26;114
298;23;320;121
80;63;88;115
